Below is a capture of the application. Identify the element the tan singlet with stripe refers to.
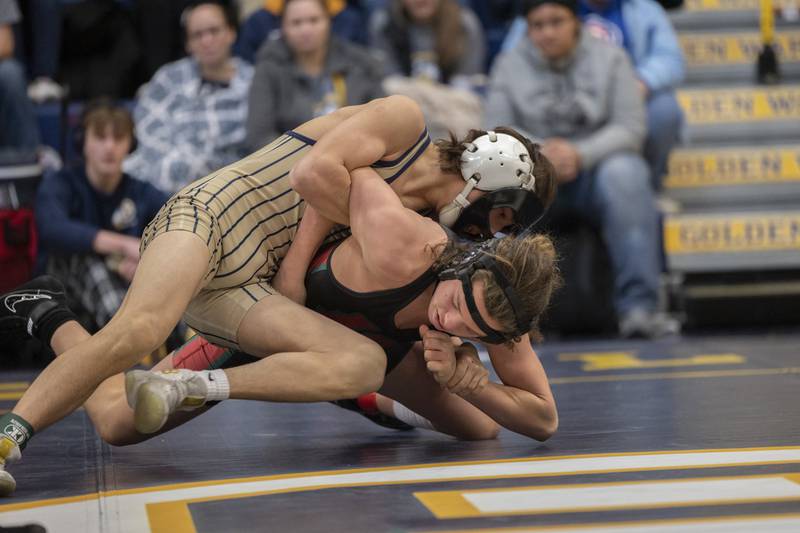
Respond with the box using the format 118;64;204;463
140;129;430;347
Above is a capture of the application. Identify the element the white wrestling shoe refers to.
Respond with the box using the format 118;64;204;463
125;369;209;434
0;436;21;496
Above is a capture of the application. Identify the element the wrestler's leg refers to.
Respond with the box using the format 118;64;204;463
54;332;235;446
126;293;387;434
11;231;211;433
228;293;386;401
86;352;221;447
377;345;500;440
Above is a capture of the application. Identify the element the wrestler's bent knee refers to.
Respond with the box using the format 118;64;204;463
332;340;386;398
94;417;140;447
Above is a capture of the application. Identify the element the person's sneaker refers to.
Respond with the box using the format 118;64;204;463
125;369;209;434
331;393;414;431
27;77;65;103
0;436;21;497
619;308;681;339
0;276;68;343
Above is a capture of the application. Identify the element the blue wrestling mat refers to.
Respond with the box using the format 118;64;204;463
0;332;799;532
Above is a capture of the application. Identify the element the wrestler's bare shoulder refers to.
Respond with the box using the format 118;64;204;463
292;96;422;145
293;104;367;140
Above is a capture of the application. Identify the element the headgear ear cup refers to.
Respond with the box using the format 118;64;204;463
439;130;536;228
460;131;534;191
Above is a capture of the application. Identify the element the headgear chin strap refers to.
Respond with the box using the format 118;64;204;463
439;131;537;231
437;238;531;345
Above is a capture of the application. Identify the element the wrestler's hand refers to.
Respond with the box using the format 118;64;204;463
271;266;307;305
420;325;461;386
447;346;489;397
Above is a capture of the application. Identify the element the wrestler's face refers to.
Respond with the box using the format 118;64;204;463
282;0;331;55
84;125;131;179
461;189;517;236
185;4;236;69
428;279;504;340
526;4;579;61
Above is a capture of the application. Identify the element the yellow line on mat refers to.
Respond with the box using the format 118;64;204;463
550;367;800;384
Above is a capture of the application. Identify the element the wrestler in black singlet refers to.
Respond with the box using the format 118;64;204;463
305;241;440;374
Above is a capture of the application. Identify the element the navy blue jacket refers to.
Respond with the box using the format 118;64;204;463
35;166;167;256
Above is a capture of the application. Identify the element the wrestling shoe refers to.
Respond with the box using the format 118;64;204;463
0;436;21;497
331;393;414;431
125;369;209;434
0;275;72;344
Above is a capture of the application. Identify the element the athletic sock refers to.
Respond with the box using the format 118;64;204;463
355;392;380;414
0;413;34;451
197;369;230;401
35;307;77;347
390;401;435;430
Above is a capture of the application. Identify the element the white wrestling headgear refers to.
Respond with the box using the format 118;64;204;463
439;131;536;228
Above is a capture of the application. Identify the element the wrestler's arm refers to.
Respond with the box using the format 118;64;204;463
348;166;443;283
290;94;426;225
457;339;558;441
275;96;425;301
271;204;329;303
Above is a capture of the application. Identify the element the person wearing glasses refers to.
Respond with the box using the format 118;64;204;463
124;1;254;194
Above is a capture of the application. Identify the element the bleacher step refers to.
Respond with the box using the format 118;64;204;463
678;84;800;143
680;29;800;83
670;0;797;30
664;144;800;205
664;208;800;272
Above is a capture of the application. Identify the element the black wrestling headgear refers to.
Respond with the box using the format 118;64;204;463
437;237;532;345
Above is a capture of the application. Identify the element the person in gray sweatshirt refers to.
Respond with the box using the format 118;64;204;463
245;0;385;151
485;0;678;338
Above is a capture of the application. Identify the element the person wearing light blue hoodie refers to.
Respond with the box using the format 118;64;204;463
501;0;685;188
486;0;679;338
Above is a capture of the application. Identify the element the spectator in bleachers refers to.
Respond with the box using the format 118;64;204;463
35;101;167;331
368;0;486;138
136;0;239;81
235;0;367;63
486;0;678;338
124;1;253;194
0;0;40;161
502;0;685;188
369;0;485;87
245;0;383;149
